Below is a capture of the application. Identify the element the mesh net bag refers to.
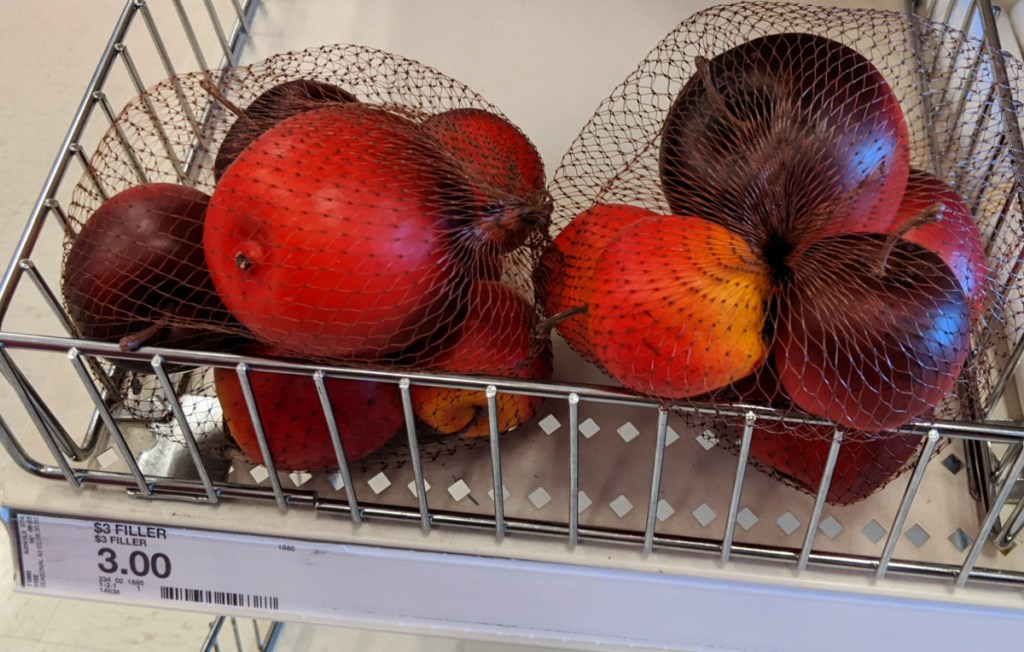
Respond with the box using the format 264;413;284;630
539;1;1024;504
63;44;555;470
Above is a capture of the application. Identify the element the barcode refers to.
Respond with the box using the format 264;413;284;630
159;586;279;610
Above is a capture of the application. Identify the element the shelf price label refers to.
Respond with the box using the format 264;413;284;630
13;513;283;612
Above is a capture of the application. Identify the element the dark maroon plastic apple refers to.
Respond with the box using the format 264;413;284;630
893;168;989;316
63;182;247;371
721;360;922;505
659;33;910;260
213;79;356;180
773;233;971;431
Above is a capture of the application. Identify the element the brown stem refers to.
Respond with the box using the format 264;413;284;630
457;405;488;439
788;161;891;266
494;189;554;232
235;251;254;270
876;202;945;276
695;56;751;130
526;188;554;225
199;78;255;126
118;316;170;352
533;305;587;340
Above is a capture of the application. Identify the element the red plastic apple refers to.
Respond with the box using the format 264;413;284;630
422;107;550;257
411;281;552;437
723;362;922;505
214;347;403;470
213;79;356;180
204;103;474;361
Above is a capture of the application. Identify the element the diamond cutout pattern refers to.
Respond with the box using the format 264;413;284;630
948;528;974;552
666;426;680;446
736;507;759;531
539;414;561;435
529;487;552;509
249;466;269;484
777;512;801;535
487;485;511;502
905;524;931;548
367;472;391;495
819;516;843;540
289;471;312;487
656;499;675;522
610;495;634;518
328;472;345;491
408;479;432;498
942;454;964;475
692;503;716;527
97;448;119;469
862;520;887;544
448;479;471;502
696;430;718;451
577;491;592;514
579;418;600;439
617;422;640;443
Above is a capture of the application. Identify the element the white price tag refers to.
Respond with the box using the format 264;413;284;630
11;510;1018;651
14;513;286;612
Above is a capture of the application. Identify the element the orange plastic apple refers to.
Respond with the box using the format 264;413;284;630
588;215;771;398
412;281;552;437
537;204;657;356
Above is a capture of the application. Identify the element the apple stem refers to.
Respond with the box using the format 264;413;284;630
235;252;254;270
788;162;890;266
876;202;945;276
199;79;255;126
533;305;587;340
694;56;751;130
118;316;170;352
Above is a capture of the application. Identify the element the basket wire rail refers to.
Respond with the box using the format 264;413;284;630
201;616;282;652
1;5;1024;640
916;0;1024;560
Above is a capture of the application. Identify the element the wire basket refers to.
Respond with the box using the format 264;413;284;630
2;0;1024;598
539;0;1024;504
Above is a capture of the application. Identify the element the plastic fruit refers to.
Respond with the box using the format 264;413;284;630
892;168;988;316
588;214;771;398
62;183;245;372
204;103;474;361
213;79;356;180
422;107;545;200
422;107;550;256
659;32;910;257
214;349;403;470
724;362;921;505
749;421;922;505
411;281;552;437
773;233;971;431
537;203;657;356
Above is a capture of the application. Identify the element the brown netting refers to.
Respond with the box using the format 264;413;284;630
62;43;554;470
539;2;1024;503
60;4;1024;501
